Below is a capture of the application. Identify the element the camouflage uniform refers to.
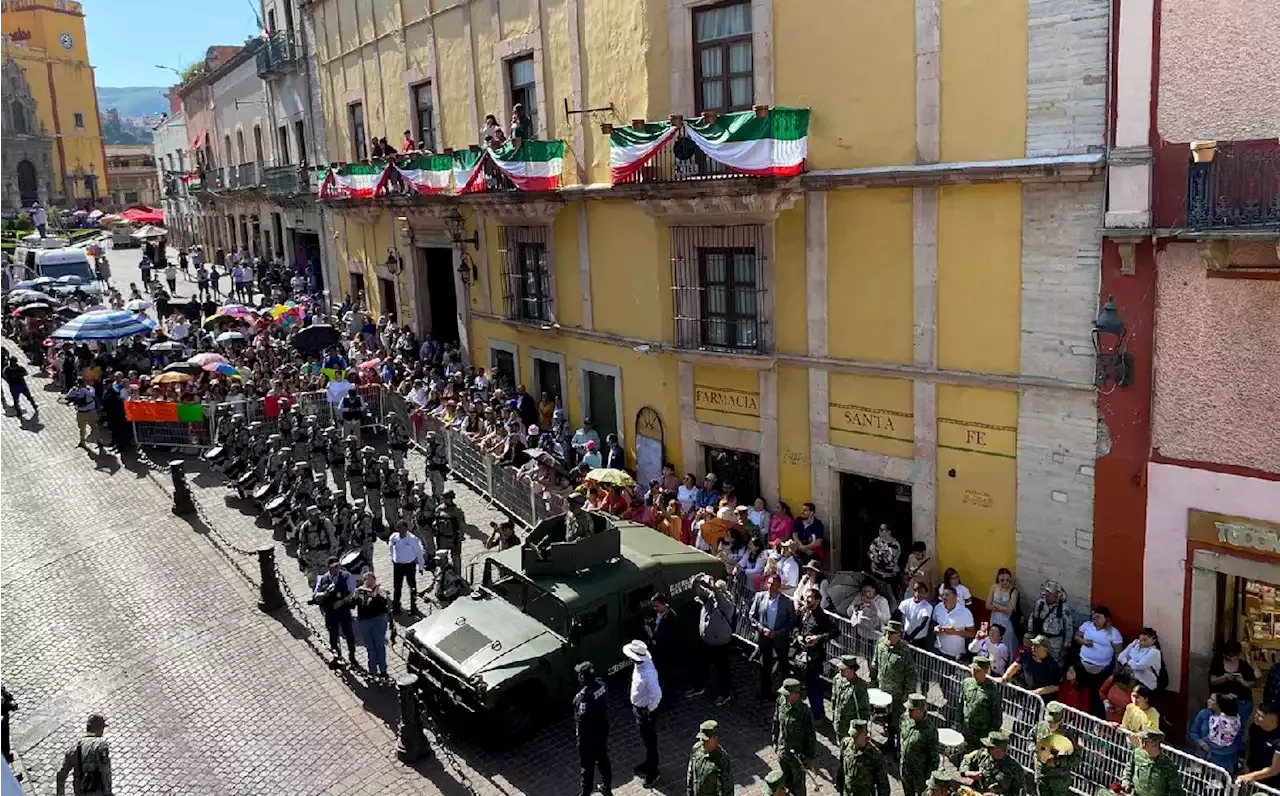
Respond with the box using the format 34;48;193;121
565;505;593;542
830;656;872;742
772;679;816;796
56;733;111;796
838;722;889;796
960;665;1002;750
871;628;915;745
1032;705;1077;796
686;721;733;796
959;732;1024;796
1123;731;1183;796
899;695;940;796
434;496;466;569
299;513;338;584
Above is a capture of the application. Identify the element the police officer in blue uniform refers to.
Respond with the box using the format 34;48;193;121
573;661;613;796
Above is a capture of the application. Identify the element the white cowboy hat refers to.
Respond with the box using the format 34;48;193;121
622;640;651;661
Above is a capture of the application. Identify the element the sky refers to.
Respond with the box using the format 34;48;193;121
84;0;263;87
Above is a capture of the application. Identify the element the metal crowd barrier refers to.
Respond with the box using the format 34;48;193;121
385;398;1246;796
132;418;213;451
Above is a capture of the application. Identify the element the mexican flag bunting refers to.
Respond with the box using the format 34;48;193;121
393;153;453;195
317;163;389;200
609;122;679;183
682;107;809;178
486;139;565;191
452;149;488;194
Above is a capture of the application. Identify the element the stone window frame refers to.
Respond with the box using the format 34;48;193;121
496;222;559;324
529;347;570;412
402;62;442;153
578;359;625;446
669;0;773;117
495;33;549;140
668;220;776;356
488;339;520;389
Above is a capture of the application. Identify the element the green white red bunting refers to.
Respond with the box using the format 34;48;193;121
486;139;565;191
393;154;452;195
451;149;487;194
608;107;810;184
317;163;388;199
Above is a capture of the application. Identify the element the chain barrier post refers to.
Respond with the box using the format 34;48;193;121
256;545;285;612
169;459;196;515
395;674;432;763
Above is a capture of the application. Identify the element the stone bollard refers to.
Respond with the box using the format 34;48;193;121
169;460;196;516
256;545;284;612
395;674;431;763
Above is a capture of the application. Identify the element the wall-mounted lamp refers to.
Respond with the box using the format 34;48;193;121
444;210;480;285
1092;295;1132;390
384;246;404;276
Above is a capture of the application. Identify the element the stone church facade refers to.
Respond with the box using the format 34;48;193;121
2;57;56;211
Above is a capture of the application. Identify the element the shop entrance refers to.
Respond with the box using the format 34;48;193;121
1215;575;1278;706
703;446;760;508
293;231;322;293
837;473;912;573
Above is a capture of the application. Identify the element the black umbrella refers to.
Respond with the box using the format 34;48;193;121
163;361;204;375
55;306;83;319
291;324;341;355
15;302;53;318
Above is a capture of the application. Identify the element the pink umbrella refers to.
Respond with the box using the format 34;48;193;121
218;304;255;319
356;358;383;371
188;352;229;367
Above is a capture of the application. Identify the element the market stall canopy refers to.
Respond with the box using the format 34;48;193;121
119;206;165;225
130;224;168;239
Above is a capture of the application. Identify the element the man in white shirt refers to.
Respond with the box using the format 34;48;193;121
624;639;662;787
406;379;429;408
387;524;425;614
932;586;975;660
168;317;189;342
774;542;800;594
898;579;935;648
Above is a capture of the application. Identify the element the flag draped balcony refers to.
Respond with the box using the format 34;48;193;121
606;106;810;185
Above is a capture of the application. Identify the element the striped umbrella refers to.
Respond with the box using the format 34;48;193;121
50;310;157;341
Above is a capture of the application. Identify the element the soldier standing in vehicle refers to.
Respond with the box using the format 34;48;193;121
565;492;594;541
573;661;613;796
960;731;1024;796
831;654;871;743
961;656;1003;750
1122;729;1183;796
434;490;466;570
871;620;915;752
686;719;732;796
839;720;888;796
55;713;111;796
762;768;788;796
899;693;940;796
1033;701;1077;796
772;678;816;796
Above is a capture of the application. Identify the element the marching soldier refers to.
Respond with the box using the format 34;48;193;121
387;418;410;465
925;771;960;796
871;620;915;752
686;719;732;796
360;445;380;493
1122;729;1182;796
343;435;361;478
573;662;612;796
290;413;310;462
1033;701;1077;796
299;505;338;586
378;456;397;496
308;415;327;460
55;713;111;796
831;653;871;743
839;720;889;796
325;425;345;470
899;693;940;796
349;499;376;569
564;492;594;541
961;656;1003;751
762;768;788;796
424;430;448;498
771;678;816;796
960;731;1024;796
434;490;466;570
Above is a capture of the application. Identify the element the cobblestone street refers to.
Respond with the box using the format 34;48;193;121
0;337;863;796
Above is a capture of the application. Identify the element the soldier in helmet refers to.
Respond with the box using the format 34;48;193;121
387;417;409;465
308;415;327;460
686;719;732;796
839;719;888;796
290;412;310;462
762;768;788;796
347;498;376;572
379;456;399;498
771;678;816;796
564;492;594;542
277;399;294;436
359;445;380;493
871;620;916;753
325;424;345;470
55;713;111;796
343;435;361;478
299;505;338;586
424;430;448;498
960;656;1002;751
925;771;961;796
434;490;466;570
831;654;872;743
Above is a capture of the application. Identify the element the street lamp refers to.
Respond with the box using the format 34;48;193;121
1092;295;1132;390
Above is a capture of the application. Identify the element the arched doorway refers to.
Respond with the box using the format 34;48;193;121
16;160;38;207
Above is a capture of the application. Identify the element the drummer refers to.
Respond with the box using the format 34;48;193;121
1032;701;1077;796
960;730;1024;796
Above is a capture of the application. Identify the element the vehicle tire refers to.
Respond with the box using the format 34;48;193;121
492;683;545;742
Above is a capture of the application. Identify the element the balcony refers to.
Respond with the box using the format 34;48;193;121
255;32;298;78
1187;142;1280;231
227;162;261;190
263;164;316;198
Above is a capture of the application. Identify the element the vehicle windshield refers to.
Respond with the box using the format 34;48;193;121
39;260;94;281
483;559;568;633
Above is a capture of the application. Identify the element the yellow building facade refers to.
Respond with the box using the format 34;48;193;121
308;0;1108;599
1;0;107;207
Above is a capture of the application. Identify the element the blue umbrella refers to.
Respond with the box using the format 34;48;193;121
50;309;157;341
13;280;36;290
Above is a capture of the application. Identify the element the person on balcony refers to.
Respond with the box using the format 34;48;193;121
510;104;532;142
480;114;506;147
402;130;417;153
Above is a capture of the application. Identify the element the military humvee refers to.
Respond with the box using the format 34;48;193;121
403;511;726;739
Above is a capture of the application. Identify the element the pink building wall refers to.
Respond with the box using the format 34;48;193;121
1157;0;1280;142
1150;243;1280;475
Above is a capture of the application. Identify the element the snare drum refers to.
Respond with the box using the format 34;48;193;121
236;471;257;488
938;728;966;759
252;482;276;501
202;445;226;463
867;688;893;711
265;494;289;513
340;548;367;575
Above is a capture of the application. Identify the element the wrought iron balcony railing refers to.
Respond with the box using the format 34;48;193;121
255;31;298;79
228;162;261;189
1187;143;1280;231
615;128;756;186
263;164;312;197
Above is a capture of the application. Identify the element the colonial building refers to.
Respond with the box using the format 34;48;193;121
0;0;107;208
304;0;1111;609
1097;0;1280;726
153;110;193;246
104;145;159;209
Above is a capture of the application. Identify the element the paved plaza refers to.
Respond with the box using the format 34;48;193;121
0;306;871;795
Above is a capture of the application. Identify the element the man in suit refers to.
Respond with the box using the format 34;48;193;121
644;593;681;701
750;574;797;699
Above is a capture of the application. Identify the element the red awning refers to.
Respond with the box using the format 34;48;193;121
120;206;165;225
